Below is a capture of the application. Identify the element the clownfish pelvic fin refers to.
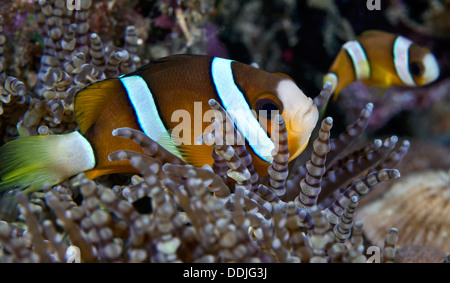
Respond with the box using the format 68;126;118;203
0;132;95;193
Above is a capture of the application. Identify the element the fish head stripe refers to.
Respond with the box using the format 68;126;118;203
211;57;275;163
407;43;440;86
393;36;416;86
343;41;371;81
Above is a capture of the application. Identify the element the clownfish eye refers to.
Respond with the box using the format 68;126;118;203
255;98;282;120
409;62;424;77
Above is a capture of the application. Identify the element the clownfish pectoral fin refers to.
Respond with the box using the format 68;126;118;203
178;143;215;168
0;132;95;193
74;78;123;134
157;130;213;168
156;130;187;162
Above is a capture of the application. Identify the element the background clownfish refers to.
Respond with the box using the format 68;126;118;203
324;30;440;99
0;54;318;192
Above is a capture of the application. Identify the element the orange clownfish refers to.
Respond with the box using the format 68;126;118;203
324;30;440;99
0;54;318;192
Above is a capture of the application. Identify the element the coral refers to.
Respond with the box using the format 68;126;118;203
356;169;450;255
394;245;449;263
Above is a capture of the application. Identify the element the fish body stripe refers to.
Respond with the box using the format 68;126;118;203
343;41;371;81
119;75;168;142
211;57;274;163
393;36;416;86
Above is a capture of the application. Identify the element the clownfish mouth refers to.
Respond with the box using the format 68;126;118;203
290;97;317;134
286;97;318;161
275;79;319;160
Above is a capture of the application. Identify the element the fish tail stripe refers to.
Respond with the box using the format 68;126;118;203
393;36;416;86
343;41;371;81
211;57;274;163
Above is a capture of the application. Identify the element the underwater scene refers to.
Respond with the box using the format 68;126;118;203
0;0;449;263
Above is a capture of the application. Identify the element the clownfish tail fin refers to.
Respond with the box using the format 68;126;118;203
0;132;96;193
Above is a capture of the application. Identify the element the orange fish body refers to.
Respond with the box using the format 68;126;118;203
0;55;319;191
324;31;440;99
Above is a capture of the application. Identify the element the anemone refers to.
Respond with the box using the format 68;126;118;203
0;81;414;263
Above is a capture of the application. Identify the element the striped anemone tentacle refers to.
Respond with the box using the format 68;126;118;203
162;163;231;200
295;117;333;211
89;33;106;69
324;169;400;225
333;196;359;243
109;127;185;166
372;139;410;172
327;103;373;167
207;98;259;190
200;132;251;185
268;114;290;197
383;228;399;263
211;149;229;183
313;81;333;112
319;135;399;208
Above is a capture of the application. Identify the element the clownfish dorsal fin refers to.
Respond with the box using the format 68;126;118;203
359;30;390;38
74;78;123;134
274;72;294;81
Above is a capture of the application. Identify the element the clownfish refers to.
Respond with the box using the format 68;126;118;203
324;30;440;99
0;54;318;192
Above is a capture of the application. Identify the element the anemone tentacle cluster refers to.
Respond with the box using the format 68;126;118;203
0;82;415;262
